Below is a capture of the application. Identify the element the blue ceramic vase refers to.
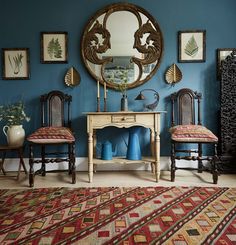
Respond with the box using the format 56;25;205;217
126;127;141;160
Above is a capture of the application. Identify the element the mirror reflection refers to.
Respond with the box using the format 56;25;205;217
81;3;163;90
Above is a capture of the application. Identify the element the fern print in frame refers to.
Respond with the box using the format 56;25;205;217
178;30;206;63
41;32;68;63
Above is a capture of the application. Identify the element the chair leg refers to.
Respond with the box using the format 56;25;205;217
198;143;203;173
171;142;176;182
212;143;219;184
71;142;76;184
29;144;34;187
68;144;72;175
41;145;46;176
68;164;72;175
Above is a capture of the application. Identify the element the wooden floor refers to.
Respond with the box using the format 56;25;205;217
0;170;236;189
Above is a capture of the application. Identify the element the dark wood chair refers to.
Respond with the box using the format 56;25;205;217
27;90;76;187
170;88;219;184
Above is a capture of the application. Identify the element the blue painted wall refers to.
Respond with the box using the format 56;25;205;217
0;0;236;157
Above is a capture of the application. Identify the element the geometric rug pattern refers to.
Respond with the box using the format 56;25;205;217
0;186;236;244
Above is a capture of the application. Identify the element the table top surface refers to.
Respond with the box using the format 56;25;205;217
85;111;167;115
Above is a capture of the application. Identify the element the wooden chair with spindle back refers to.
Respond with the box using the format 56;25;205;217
27;90;76;187
170;88;219;184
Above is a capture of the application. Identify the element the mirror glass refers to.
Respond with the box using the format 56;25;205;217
81;3;164;90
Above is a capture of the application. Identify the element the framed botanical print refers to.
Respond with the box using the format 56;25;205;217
40;32;68;63
2;48;30;80
178;30;206;63
217;48;236;80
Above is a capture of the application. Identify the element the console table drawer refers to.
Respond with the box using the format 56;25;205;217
111;114;136;123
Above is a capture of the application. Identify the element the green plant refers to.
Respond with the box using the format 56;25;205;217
109;67;129;96
0;101;30;126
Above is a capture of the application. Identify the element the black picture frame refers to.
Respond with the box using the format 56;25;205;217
40;32;68;63
2;48;30;80
178;30;206;63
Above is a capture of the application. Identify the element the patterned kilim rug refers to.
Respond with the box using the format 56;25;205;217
0;186;236;244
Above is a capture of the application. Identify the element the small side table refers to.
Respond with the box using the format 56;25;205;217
0;145;27;180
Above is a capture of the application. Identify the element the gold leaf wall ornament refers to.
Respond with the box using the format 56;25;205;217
165;64;182;86
64;67;81;87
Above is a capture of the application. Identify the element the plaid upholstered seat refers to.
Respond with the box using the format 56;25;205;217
27;127;75;144
170;125;218;143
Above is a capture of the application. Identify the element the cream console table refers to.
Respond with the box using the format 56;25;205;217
86;111;165;183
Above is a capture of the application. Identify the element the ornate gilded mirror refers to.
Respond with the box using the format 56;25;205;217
81;2;164;90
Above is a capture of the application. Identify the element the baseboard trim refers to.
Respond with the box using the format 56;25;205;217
2;157;213;172
2;157;170;172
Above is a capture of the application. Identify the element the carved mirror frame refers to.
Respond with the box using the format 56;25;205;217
81;2;164;90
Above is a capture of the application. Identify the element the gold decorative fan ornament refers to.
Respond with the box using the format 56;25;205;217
165;63;182;86
64;67;81;87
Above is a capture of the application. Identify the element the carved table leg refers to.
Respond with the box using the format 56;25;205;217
155;130;160;182
88;132;93;183
150;129;155;173
93;129;97;173
153;113;161;182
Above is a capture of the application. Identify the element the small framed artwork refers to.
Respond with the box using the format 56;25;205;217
40;32;68;63
217;48;236;80
178;30;206;63
2;48;30;80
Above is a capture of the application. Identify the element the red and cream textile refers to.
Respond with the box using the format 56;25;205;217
27;126;75;143
170;124;218;142
0;186;236;244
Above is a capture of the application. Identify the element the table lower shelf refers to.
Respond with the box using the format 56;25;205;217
92;156;156;165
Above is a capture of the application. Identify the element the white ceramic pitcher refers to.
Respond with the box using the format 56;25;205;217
3;125;25;147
